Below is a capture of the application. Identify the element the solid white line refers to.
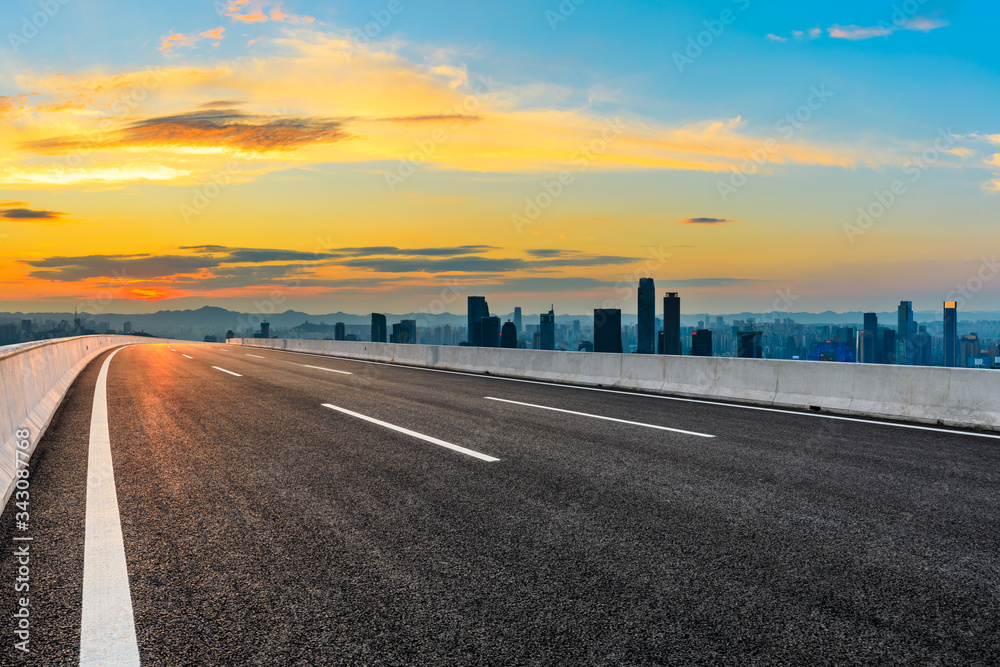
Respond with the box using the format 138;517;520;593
246;354;265;358
321;403;499;462
485;396;716;438
181;354;193;359
241;347;1000;441
302;364;352;375
212;366;242;377
80;347;141;666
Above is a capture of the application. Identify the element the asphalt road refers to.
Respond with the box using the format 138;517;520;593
2;342;999;665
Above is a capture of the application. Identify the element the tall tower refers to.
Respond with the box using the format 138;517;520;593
897;301;914;365
662;292;681;355
467;296;490;346
862;312;879;364
594;309;623;353
513;307;522;334
943;301;958;367
540;306;556;351
637;278;655;354
501;320;518;348
371;313;387;343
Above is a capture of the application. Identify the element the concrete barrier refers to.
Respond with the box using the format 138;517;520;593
0;336;168;508
230;337;1000;432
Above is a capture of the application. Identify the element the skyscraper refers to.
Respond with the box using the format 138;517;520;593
371;313;387;343
481;316;501;347
501;320;517;348
513;307;522;334
539;307;555;351
944;301;958;367
737;330;763;358
468;296;490;346
392;319;417;344
260;321;270;339
862;312;879;364
662;292;681;355
594;309;623;353
637;278;656;354
334;322;346;341
897;300;914;365
691;329;712;356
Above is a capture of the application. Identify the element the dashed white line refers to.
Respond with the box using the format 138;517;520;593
212;366;242;377
240;347;1000;440
303;364;352;375
321;403;499;462
181;354;193;359
80;347;141;666
485;396;716;438
246;354;265;358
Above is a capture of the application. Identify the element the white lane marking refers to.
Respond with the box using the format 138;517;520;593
485;396;715;438
246;354;265;358
212;366;242;377
216;348;230;352
242;347;1000;441
321;403;499;462
81;347;141;666
181;354;193;359
302;364;352;375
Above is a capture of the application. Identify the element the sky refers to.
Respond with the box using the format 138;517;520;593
1;0;998;316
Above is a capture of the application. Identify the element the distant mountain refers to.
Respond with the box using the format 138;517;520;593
4;306;999;342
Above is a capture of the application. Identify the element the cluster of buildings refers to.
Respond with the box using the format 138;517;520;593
270;279;994;369
0;315;137;345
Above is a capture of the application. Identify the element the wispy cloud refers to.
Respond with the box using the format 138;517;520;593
159;27;226;53
770;17;948;43
680;217;736;225
0;206;67;221
222;0;315;24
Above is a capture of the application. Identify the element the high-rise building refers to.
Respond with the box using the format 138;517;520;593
637;278;656;354
501;320;517;348
914;326;932;366
334;322;346;341
691;329;712;356
882;329;896;365
594;309;622;353
897;300;914;364
539;307;555;351
737;330;763;358
123;321;133;334
467;296;490;345
863;312;879;363
513;307;522;334
21;319;31;333
856;330;877;364
944;301;958;367
371;313;387;342
961;333;980;368
662;292;681;355
481;316;501;347
392;320;417;344
260;321;270;339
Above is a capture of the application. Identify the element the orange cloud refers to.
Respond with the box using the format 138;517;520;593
224;0;314;24
160;27;226;53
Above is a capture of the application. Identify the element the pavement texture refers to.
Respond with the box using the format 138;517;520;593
1;342;998;665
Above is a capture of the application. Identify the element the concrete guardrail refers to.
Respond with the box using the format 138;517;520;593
230;338;1000;432
0;336;167;508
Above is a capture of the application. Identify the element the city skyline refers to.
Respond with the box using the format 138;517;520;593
2;1;1000;314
